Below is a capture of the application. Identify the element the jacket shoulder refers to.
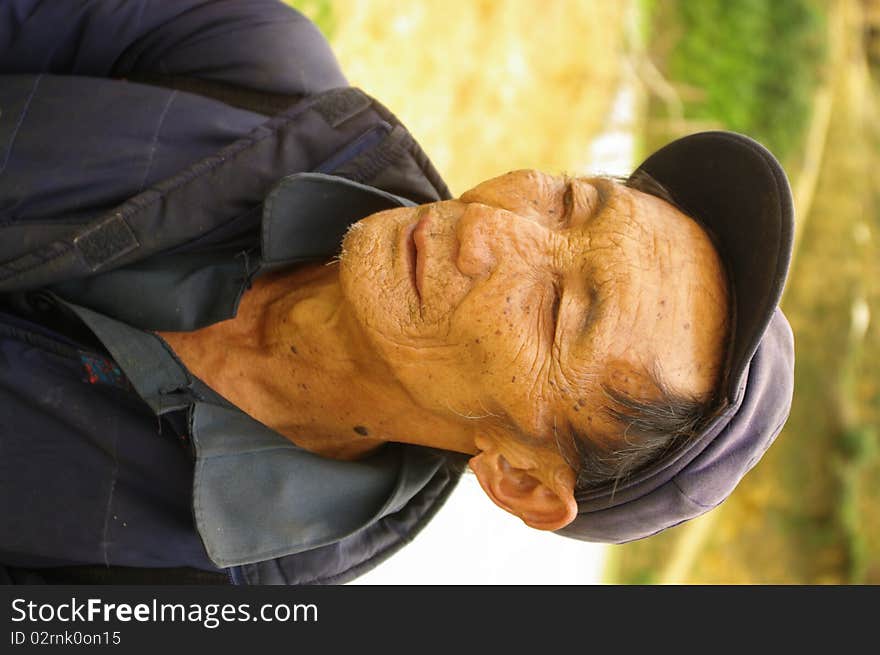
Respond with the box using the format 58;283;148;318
0;0;346;95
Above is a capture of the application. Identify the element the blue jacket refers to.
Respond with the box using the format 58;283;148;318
0;0;461;584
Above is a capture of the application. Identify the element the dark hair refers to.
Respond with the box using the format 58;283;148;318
564;171;730;495
568;374;723;494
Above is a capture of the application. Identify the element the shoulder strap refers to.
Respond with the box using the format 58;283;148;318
121;72;304;116
0;85;423;293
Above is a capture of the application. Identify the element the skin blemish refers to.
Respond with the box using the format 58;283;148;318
290;345;298;355
577;398;586;407
684;322;691;330
511;376;516;383
495;329;502;335
353;425;369;436
573;404;580;412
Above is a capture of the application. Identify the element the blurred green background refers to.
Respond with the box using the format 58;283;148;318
291;0;879;583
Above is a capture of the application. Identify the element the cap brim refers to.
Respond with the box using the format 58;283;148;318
631;131;795;401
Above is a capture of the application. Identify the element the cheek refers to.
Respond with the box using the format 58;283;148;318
449;282;549;397
339;209;422;332
385;282;552;420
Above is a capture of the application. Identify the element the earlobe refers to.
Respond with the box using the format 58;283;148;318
469;450;578;532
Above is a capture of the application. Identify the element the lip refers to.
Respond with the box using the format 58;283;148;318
400;209;430;302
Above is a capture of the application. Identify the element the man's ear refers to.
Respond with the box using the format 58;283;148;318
469;440;578;531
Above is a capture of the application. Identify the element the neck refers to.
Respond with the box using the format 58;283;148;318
157;262;477;460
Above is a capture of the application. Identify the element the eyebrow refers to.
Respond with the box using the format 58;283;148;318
578;286;603;338
566;175;614;229
591;176;615;214
570;176;616;340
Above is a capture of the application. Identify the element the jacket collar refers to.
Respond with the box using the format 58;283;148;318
57;296;447;568
50;173;414;332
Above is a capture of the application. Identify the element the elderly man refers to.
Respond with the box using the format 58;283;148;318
0;0;794;584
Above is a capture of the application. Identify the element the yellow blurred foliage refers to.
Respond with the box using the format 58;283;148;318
324;0;629;195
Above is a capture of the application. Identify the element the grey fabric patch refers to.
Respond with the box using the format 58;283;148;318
73;213;139;271
313;88;371;128
191;402;412;567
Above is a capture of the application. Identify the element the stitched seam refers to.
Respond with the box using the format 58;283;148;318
0;243;73;283
0;218;100;228
136;90;177;193
261;183;279;260
307;468;458;585
138;93;319;201
0;74;42;176
192;444;211;568
363;95;451;199
0;320;82;358
671;478;716;509
671;414;791;509
100;422;120;567
198;445;305;461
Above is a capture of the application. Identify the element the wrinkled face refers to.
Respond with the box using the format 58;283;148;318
338;170;729;450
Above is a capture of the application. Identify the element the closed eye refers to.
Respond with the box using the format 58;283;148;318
561;181;575;226
550;280;562;343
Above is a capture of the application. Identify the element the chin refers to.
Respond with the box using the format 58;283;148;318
338;210;422;344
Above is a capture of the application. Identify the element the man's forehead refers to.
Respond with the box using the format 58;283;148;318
554;181;730;441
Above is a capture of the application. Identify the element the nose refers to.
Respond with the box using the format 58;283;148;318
454;202;552;278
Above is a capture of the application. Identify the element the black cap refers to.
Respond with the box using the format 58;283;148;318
562;131;796;543
633;131;795;401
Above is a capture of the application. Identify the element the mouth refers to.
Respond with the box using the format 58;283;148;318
401;209;432;303
404;222;420;300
